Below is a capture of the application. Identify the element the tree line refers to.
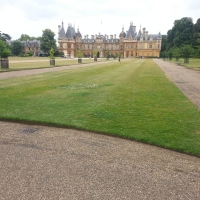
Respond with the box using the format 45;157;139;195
161;17;200;63
0;29;57;57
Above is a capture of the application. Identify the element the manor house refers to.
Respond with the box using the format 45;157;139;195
58;21;162;58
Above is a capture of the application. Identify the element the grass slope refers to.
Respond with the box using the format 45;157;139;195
0;59;200;155
168;58;200;71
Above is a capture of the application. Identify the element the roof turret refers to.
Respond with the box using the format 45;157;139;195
126;22;136;39
75;27;82;38
119;26;126;38
66;24;76;39
59;21;66;39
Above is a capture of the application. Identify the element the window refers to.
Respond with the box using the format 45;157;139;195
149;43;152;48
68;44;71;48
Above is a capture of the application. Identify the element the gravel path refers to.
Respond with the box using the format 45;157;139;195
0;59;200;199
0;121;200;199
154;59;200;110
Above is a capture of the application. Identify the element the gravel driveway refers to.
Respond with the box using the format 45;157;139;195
0;121;200;200
0;59;200;199
154;59;200;110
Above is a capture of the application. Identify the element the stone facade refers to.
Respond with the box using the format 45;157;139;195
7;40;41;56
21;40;41;56
58;22;162;58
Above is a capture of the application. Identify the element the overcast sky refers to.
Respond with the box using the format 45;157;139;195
1;0;200;41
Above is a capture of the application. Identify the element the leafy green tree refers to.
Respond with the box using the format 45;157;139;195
93;49;98;57
193;18;200;46
180;45;194;63
106;50;110;59
36;36;42;41
172;47;181;61
18;34;41;41
49;48;55;59
18;34;31;41
40;29;56;54
161;35;167;52
0;31;11;42
76;50;82;58
11;41;23;56
0;40;10;58
166;17;194;49
168;49;173;60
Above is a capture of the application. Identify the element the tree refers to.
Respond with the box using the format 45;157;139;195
76;50;82;58
193;18;200;46
36;36;42;41
18;34;31;41
180;45;194;63
93;49;98;61
49;47;55;59
106;50;110;60
40;29;56;54
166;17;194;49
168;49;173;60
172;47;181;61
0;40;11;68
11;41;23;56
18;34;41;41
0;40;10;58
161;35;167;52
93;49;98;58
0;31;11;42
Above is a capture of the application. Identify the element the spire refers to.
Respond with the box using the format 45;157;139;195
62;20;63;27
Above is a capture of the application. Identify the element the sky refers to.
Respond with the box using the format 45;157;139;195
1;0;200;41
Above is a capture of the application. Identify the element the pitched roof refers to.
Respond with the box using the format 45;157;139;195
66;25;76;39
59;27;66;39
126;23;136;39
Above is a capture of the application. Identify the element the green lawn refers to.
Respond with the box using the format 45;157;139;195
167;58;200;71
0;57;109;71
1;59;200;156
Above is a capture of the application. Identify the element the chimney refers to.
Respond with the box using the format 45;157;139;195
114;34;116;39
145;31;148;40
143;28;146;35
58;25;61;34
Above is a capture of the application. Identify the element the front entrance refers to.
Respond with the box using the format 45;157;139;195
97;52;100;58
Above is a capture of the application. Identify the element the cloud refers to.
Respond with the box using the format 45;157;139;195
1;0;199;40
